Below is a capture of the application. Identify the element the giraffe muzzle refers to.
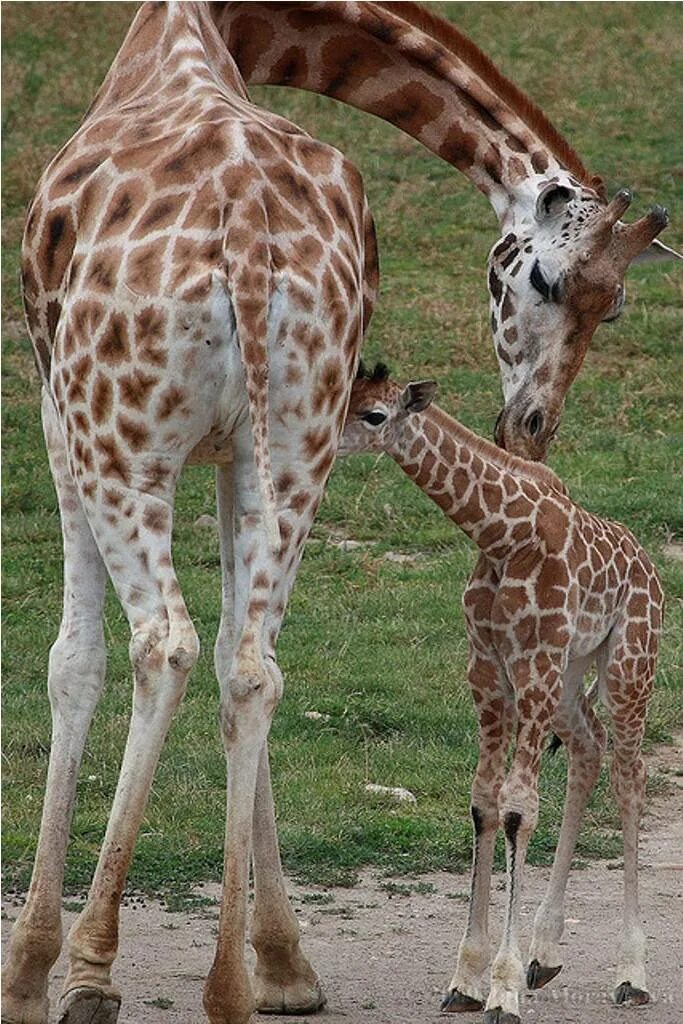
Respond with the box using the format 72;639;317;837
493;402;555;462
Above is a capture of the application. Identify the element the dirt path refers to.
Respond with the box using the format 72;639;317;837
3;742;681;1024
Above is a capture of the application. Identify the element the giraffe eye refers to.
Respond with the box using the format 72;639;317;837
530;260;551;301
530;260;564;303
361;410;387;426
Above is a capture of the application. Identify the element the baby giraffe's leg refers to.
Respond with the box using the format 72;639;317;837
527;659;607;989
443;652;516;1013
484;656;564;1024
601;626;657;1007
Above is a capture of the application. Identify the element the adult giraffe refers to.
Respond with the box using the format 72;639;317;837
2;4;676;1024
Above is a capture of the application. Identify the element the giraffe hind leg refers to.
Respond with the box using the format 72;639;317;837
55;457;198;1024
445;641;516;1012
251;746;326;1014
2;390;108;1024
599;623;656;1007
527;657;606;989
206;431;328;1023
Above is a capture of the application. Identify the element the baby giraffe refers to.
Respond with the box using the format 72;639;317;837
339;363;662;1023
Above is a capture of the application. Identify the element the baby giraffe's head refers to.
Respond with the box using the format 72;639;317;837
338;362;437;456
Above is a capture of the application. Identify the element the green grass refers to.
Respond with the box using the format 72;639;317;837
2;3;682;894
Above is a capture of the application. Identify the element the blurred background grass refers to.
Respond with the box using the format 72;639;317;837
2;2;681;893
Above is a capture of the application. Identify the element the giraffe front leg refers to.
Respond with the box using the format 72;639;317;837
442;804;496;1015
443;653;515;1013
484;662;562;1024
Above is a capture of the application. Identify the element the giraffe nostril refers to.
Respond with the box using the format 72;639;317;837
526;411;543;437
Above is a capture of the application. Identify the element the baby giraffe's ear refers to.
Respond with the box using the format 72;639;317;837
400;380;437;414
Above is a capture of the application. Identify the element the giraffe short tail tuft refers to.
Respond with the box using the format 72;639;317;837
547;733;563;756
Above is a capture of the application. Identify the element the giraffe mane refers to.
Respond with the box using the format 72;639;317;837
356;360;391;382
427;403;569;497
378;2;604;196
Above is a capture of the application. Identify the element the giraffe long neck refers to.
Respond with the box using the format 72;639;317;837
390;403;563;558
211;1;597;219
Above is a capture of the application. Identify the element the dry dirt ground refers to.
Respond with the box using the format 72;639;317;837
3;740;681;1024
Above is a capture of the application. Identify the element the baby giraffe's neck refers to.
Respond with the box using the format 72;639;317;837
390;403;566;558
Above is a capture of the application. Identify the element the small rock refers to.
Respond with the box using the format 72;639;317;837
336;539;366;551
304;711;331;722
365;783;417;804
383;551;420;564
663;541;683;564
194;514;218;529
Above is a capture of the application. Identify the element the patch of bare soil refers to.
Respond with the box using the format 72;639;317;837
3;741;681;1024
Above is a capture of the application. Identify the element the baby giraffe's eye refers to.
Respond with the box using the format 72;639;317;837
361;410;387;426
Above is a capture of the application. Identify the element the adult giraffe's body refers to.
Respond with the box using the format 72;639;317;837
2;4;675;1024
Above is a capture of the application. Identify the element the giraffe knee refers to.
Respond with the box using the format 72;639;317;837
219;650;281;747
470;795;499;834
471;761;506;829
498;781;539;836
48;631;106;712
129;619;199;707
611;755;646;806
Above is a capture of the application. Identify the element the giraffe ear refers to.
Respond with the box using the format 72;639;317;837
535;183;575;222
400;380;437;414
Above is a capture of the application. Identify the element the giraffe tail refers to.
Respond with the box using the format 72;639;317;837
547;733;563;756
547;677;600;757
221;234;282;553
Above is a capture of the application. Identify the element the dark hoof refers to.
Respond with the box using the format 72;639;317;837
526;958;562;990
614;982;650;1006
58;989;121;1024
441;988;484;1012
483;1010;520;1024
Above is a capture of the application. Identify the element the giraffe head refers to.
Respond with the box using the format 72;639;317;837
338;362;436;456
488;182;676;460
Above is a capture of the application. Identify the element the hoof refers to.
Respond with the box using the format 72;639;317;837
0;996;49;1024
526;958;562;990
614;982;650;1006
255;977;326;1015
441;988;484;1013
58;988;121;1024
483;1010;520;1024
